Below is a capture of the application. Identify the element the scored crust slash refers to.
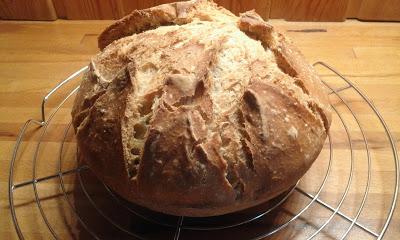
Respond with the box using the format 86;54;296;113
71;0;332;217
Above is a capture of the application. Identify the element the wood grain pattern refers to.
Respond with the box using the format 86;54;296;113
117;0;176;17
271;0;353;20
357;0;400;21
0;0;57;20
214;0;271;19
55;0;271;20
284;0;350;21
346;0;363;18
1;0;400;21
269;0;286;19
61;0;123;20
52;0;67;19
1;19;400;239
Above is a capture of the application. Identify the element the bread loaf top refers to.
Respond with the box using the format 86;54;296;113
72;0;331;217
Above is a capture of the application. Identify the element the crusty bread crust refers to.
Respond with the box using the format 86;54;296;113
72;0;331;217
98;0;235;50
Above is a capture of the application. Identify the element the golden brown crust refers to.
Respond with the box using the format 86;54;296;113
98;0;235;50
237;10;332;130
72;67;135;199
72;0;331;217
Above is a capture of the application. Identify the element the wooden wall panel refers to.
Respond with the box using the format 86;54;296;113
357;0;400;21
52;0;67;19
0;0;57;20
346;0;362;18
55;0;271;20
61;0;124;19
214;0;271;19
119;0;178;17
120;0;271;19
270;0;286;19
284;0;349;21
1;0;399;21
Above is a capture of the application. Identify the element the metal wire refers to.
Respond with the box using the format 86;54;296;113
40;66;87;124
314;62;399;240
315;63;372;240
102;177;298;230
77;171;148;240
250;131;333;240
58;122;101;240
9;119;42;240
174;217;184;240
8;62;399;240
305;104;354;240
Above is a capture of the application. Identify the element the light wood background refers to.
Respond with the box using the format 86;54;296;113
0;0;400;21
0;19;399;239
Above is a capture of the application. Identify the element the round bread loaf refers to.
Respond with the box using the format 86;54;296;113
71;0;332;217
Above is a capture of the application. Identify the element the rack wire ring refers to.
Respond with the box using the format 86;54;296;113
8;62;399;240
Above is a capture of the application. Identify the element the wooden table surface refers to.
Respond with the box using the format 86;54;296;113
0;19;399;240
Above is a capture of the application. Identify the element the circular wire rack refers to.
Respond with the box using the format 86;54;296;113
9;62;399;240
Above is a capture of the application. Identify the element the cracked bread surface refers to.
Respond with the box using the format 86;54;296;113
71;0;331;217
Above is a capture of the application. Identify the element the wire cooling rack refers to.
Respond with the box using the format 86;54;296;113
9;62;399;240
